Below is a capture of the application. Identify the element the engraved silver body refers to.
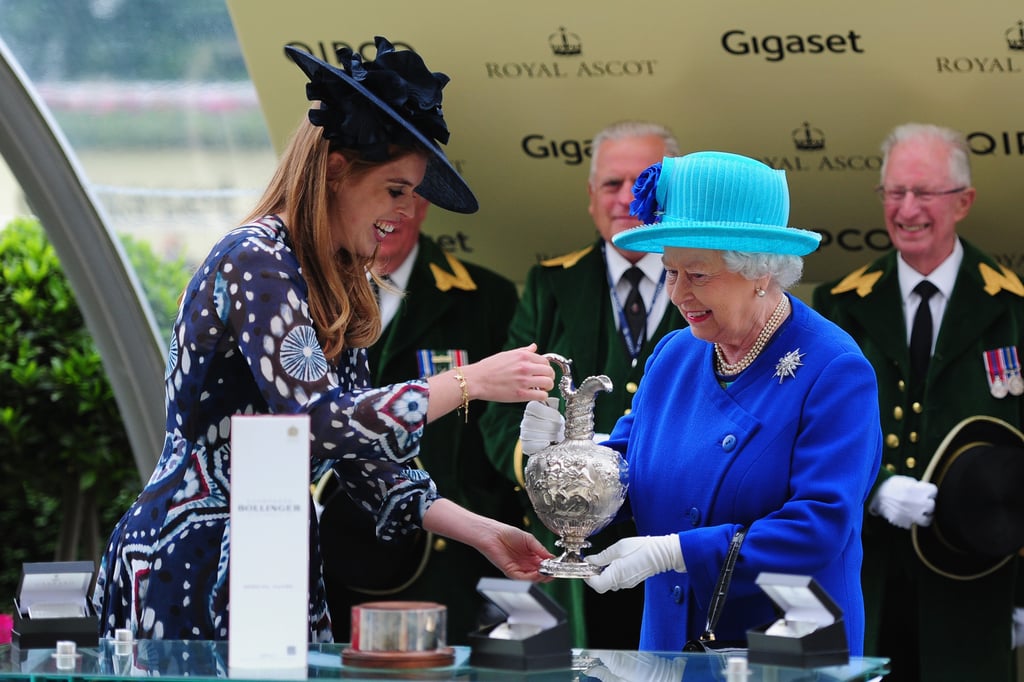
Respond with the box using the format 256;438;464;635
524;354;629;577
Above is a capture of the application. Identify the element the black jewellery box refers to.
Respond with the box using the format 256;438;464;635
12;561;99;650
468;577;572;672
747;572;849;669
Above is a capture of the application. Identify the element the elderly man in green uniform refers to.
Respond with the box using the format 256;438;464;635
480;120;685;648
813;123;1024;682
317;194;522;644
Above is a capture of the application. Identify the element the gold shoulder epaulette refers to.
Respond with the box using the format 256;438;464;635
829;264;883;298
540;245;594;269
430;253;478;292
979;262;1024;297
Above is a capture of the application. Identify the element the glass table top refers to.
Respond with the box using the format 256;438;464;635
0;640;888;681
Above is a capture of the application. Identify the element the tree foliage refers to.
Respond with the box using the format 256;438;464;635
119;234;192;340
0;217;190;608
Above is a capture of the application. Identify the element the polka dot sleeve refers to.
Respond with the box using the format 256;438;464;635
215;219;438;534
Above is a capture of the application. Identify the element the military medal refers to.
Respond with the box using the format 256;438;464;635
1004;346;1024;396
417;349;469;378
983;348;1010;399
992;380;1009;399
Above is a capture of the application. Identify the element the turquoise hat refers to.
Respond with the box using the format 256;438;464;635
612;151;821;255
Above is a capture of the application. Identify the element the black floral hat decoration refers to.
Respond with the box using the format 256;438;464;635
285;36;478;214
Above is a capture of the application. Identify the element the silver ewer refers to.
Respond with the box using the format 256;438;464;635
524;353;629;578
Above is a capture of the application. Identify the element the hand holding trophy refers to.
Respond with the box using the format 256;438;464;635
522;353;629;577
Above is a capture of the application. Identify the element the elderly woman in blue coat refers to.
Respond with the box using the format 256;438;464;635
521;151;882;653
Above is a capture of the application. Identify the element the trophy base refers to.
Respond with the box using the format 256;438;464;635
539;552;603;578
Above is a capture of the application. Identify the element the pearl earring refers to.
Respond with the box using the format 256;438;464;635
755;287;766;297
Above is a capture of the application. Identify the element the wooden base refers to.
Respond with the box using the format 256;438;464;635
341;647;456;670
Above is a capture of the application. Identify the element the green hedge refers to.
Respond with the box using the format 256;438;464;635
0;217;191;609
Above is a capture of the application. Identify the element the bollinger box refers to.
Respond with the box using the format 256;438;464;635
746;572;849;668
12;561;98;650
469;577;571;672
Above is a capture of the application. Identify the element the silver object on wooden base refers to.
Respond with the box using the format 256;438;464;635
524;353;629;578
343;601;455;669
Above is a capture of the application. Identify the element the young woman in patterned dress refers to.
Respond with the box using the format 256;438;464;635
92;37;554;642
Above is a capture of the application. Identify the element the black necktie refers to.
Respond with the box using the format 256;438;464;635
909;280;938;386
623;266;646;349
371;274;391;305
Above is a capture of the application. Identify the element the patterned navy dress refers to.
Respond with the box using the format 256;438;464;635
92;215;437;642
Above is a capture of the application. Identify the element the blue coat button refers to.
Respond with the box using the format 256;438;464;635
672;585;683;603
722;434;737;451
687;507;701;526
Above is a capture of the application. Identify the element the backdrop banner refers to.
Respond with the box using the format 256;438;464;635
227;0;1024;288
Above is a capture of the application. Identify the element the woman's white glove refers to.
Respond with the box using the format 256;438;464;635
584;535;685;593
519;398;564;455
869;475;937;529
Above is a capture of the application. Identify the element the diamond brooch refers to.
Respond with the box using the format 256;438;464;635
774;349;805;384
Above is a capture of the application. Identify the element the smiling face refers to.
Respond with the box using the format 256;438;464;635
663;247;770;357
327;151;428;259
588;134;669;262
881;136;975;275
374;192;429;275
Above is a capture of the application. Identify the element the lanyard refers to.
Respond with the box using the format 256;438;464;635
603;242;666;359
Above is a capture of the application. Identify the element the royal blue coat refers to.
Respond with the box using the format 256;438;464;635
606;295;881;652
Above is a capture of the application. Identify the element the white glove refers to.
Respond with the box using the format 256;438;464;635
869;475;937;529
519;398;564;455
586;651;687;682
584;535;685;593
592;432;610;444
1013;607;1024;649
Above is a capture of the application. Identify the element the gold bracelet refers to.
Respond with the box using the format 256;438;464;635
454;366;469;423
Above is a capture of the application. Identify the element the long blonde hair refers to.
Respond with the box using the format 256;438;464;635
245;118;400;359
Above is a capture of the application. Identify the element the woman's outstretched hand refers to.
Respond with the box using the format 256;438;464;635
477;522;555;583
422;499;554;582
465;343;555;404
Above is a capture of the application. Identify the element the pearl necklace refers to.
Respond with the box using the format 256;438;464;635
714;296;790;376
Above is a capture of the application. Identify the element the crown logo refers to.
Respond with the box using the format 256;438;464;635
792;121;825;151
549;27;582;56
1007;21;1024;51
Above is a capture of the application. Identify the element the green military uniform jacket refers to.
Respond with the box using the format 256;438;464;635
320;234;521;645
813;238;1024;681
479;238;687;648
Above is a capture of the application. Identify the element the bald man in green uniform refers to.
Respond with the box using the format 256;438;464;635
317;194;521;644
813;123;1024;682
480;120;686;648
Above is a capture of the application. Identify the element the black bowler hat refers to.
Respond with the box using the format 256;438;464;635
912;415;1024;580
285;36;478;214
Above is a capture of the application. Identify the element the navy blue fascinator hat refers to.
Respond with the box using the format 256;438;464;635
285;36;478;214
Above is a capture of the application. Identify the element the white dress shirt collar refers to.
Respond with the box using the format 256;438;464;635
376;242;418;328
